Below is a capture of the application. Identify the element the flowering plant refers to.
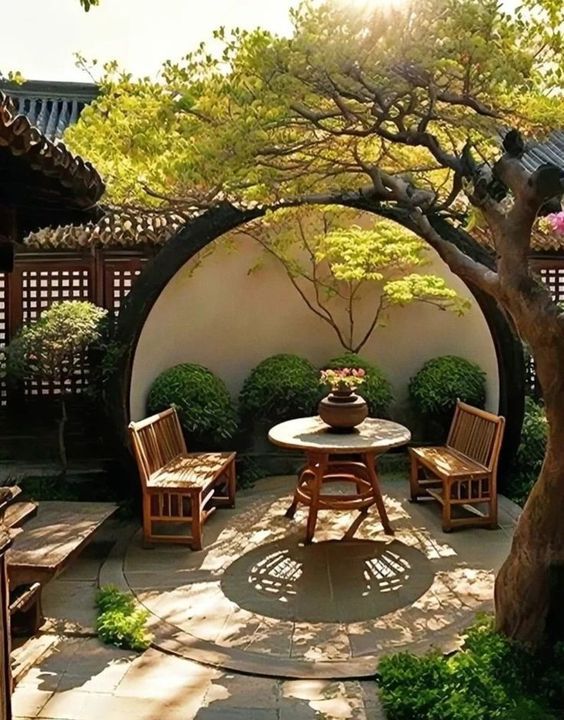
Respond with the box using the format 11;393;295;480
320;367;366;392
539;211;564;236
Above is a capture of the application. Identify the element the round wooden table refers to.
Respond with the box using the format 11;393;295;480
268;416;411;543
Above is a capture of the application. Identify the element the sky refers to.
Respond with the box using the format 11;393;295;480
0;0;298;83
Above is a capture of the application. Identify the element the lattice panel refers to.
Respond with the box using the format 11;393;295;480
108;265;144;313
539;267;564;305
21;267;91;397
526;266;564;399
0;275;7;407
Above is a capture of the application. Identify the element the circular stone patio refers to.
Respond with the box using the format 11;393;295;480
112;475;518;679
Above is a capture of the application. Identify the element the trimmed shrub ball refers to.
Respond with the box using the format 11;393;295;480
408;355;486;432
147;363;237;448
239;353;321;425
324;352;393;417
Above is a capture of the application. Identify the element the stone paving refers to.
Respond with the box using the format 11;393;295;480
11;473;519;719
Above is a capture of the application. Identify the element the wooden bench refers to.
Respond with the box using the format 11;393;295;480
129;407;236;549
6;500;116;634
408;401;505;531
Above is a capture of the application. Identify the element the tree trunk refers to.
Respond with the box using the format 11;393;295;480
495;339;564;647
58;396;68;474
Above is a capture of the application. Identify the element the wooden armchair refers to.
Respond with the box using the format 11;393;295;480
409;401;505;531
128;407;236;549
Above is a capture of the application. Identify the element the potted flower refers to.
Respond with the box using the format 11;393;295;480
319;367;366;396
318;367;368;430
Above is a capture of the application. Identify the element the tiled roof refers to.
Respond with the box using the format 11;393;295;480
522;131;564;174
0;80;97;141
0;90;104;209
24;209;189;249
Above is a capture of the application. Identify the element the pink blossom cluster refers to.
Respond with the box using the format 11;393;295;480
545;211;564;235
320;367;366;391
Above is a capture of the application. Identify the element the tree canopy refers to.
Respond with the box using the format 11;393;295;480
67;0;564;216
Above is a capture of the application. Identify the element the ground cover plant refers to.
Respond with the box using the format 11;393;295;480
69;0;564;647
377;616;564;720
95;585;152;652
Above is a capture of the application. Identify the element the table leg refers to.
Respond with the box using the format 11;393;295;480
363;452;394;535
305;452;328;544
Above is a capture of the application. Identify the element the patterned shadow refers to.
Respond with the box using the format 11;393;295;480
221;537;434;623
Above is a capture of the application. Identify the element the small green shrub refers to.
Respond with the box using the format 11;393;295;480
507;397;547;505
95;585;152;651
377;616;564;720
408;355;486;434
147;363;237;447
324;353;393;417
239;354;321;425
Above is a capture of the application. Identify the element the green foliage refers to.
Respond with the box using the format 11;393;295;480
245;209;467;354
377;616;564;720
66;1;564;209
79;0;100;10
95;585;152;652
324;353;393;417
6;301;107;387
408;355;486;431
235;455;270;489
507;398;548;505
147;363;237;447
239;354;321;425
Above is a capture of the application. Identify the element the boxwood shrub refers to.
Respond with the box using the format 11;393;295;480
507;397;547;505
408;355;486;434
324;352;393;417
239;353;321;425
147;363;237;448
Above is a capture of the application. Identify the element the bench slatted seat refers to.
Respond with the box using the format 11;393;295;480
129;407;236;549
7;501;116;634
409;401;505;531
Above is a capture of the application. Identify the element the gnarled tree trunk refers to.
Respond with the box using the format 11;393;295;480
495;332;564;646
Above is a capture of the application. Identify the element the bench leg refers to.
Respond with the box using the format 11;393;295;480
409;452;422;502
227;460;236;508
442;488;453;533
142;494;153;545
191;494;203;551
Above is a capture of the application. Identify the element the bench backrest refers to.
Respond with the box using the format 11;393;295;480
128;407;187;487
447;401;505;471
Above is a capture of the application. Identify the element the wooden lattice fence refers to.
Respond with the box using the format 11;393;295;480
0;249;148;404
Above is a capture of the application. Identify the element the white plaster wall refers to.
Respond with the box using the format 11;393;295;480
130;232;500;422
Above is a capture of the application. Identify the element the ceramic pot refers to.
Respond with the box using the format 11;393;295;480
318;391;368;430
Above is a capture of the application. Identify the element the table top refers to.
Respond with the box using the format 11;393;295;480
268;416;411;454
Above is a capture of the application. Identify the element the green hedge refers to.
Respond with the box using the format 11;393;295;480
408;355;486;434
507;397;547;505
239;353;321;425
377;616;564;720
324;352;393;417
147;363;237;447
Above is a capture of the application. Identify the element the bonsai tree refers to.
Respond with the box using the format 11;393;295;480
5;301;107;472
69;1;564;647
242;208;467;353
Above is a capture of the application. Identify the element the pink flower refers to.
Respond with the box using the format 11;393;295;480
546;212;564;236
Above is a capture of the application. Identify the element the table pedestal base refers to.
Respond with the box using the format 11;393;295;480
286;453;393;543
